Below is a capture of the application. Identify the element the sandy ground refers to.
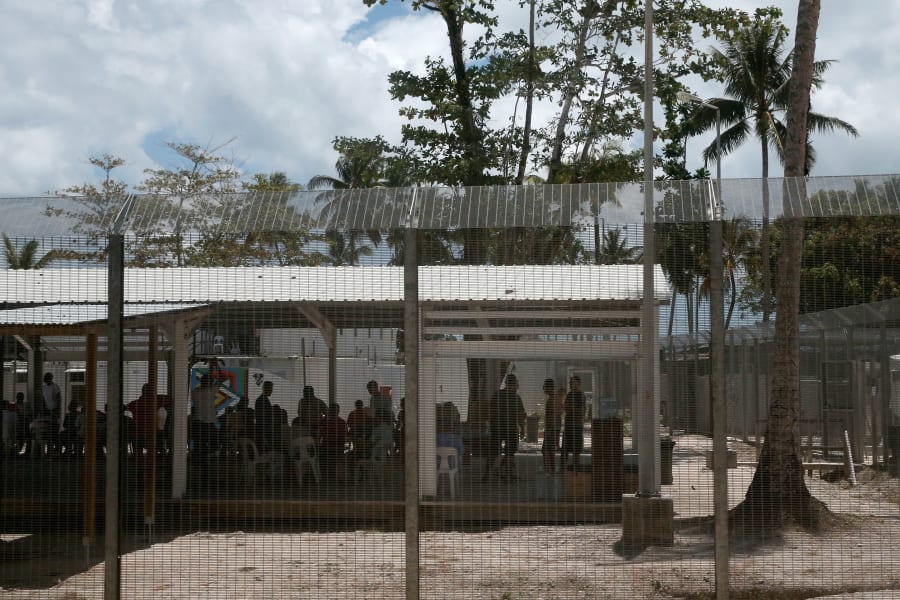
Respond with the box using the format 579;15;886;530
2;435;899;599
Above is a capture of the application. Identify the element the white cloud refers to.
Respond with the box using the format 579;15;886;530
1;0;898;196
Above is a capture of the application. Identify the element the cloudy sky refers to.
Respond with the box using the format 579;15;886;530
1;0;897;197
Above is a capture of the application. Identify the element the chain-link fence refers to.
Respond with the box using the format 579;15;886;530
1;177;899;598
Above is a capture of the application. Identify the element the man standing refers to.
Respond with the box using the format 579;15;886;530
346;399;373;461
42;372;62;424
561;375;587;470
191;374;219;460
296;385;326;439
254;380;280;452
367;380;393;426
482;374;526;483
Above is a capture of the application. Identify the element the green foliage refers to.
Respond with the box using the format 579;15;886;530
739;180;900;315
43;153;129;262
681;13;857;177
2;234;79;269
308;136;415;190
132;141;243;267
53;149;324;268
599;227;642;265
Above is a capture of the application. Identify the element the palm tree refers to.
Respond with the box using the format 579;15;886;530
324;231;373;266
732;0;830;535
685;15;858;321
308;137;394;262
3;234;76;269
599;228;642;264
721;218;758;329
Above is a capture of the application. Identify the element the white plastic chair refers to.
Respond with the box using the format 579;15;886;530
436;446;460;499
290;435;321;489
357;435;394;480
237;437;283;487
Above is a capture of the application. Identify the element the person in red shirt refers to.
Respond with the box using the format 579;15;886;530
127;383;169;454
346;399;374;462
318;403;348;482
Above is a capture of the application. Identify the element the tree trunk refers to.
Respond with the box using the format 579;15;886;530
440;3;487;186
545;4;593;184
515;0;536;184
732;0;832;534
760;141;773;321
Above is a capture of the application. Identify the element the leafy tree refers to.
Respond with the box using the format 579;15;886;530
732;0;829;535
235;172;327;266
134;141;243;267
245;172;302;193
745;212;900;315
43;153;129;262
364;0;499;188
537;0;748;185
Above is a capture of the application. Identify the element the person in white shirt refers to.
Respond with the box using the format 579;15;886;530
42;372;62;424
191;374;219;460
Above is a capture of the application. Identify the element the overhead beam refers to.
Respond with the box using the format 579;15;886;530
423;309;642;320
425;339;639;360
297;303;337;404
424;326;641;337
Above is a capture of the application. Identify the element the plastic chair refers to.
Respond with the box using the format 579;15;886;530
436;446;460;499
290;435;321;489
357;435;393;480
237;437;283;487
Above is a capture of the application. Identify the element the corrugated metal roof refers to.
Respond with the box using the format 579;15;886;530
0;303;207;326
0;265;668;305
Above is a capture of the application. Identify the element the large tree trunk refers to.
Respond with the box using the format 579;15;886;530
760;139;773;322
440;2;487;186
732;0;831;534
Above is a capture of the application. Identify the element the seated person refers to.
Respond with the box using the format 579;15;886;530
29;413;57;455
225;396;252;453
59;401;82;456
318;403;348;482
436;420;465;460
369;414;394;460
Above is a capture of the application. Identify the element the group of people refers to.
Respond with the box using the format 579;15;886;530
189;376;295;461
190;374;401;485
306;380;399;482
481;373;587;483
540;375;587;474
1;373;79;456
1;373;171;458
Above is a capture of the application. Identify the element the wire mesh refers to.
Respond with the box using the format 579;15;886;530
0;180;899;598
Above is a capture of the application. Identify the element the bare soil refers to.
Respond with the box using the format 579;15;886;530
2;435;899;599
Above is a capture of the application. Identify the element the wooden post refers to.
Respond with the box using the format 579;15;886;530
143;327;158;529
843;430;857;487
105;232;125;599
806;420;813;477
82;334;98;551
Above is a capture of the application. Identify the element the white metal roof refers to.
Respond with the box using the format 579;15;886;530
0;265;669;305
0;303;206;326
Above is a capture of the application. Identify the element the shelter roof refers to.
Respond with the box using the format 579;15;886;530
0;303;206;326
0;265;669;306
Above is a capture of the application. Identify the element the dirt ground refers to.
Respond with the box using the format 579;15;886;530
2;435;899;599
